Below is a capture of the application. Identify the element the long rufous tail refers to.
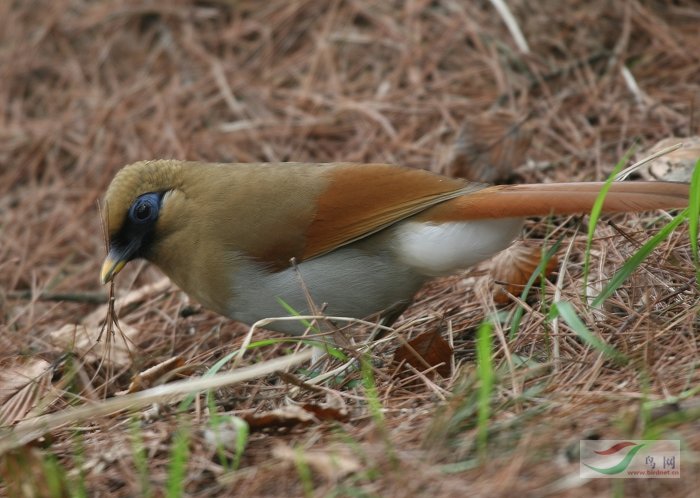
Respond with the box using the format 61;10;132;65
419;182;690;221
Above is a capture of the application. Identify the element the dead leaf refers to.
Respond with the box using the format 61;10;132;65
639;136;700;182
241;402;348;433
393;330;453;378
121;356;190;394
0;358;53;427
82;278;172;328
0;354;94;427
273;444;362;481
490;241;559;304
301;402;349;423
447;109;533;183
49;322;139;367
45;278;173;368
242;405;316;433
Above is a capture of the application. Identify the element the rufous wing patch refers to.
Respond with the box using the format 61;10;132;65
302;164;486;260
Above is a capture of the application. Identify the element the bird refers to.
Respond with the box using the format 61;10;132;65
100;160;689;334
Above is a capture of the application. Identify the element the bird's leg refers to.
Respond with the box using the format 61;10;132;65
367;299;412;342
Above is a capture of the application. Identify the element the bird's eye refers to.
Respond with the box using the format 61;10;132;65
128;193;160;224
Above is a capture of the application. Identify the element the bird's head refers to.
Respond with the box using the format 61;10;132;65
100;160;185;284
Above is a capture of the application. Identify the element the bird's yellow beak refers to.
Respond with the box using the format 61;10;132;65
100;249;128;284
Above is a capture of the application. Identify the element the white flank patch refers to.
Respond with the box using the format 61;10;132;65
394;218;524;275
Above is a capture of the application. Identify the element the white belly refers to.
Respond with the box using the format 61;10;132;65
228;217;524;334
229;246;427;334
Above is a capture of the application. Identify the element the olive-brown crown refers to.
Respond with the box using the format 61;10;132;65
102;160;184;239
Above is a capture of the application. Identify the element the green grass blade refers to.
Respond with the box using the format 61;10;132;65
361;357;384;429
206;395;230;470
688;159;700;279
509;235;564;339
293;447;315;498
276;298;348;360
592;208;689;307
165;422;191;498
583;148;634;293
230;416;250;471
277;297;318;332
130;418;152;498
68;434;87;498
361;356;397;466
42;454;67;498
549;301;626;364
475;321;494;456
